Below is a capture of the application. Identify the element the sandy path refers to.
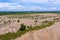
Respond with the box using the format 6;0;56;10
15;22;60;40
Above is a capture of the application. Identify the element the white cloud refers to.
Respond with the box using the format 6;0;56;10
0;2;17;7
51;7;57;10
51;0;60;4
10;0;49;3
0;2;45;11
0;2;22;10
0;2;60;11
0;2;48;11
50;0;55;2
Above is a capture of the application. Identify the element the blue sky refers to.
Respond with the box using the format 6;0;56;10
0;0;60;11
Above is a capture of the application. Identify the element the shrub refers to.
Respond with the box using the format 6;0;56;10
17;19;20;22
42;21;48;23
54;18;59;20
27;26;33;30
4;21;7;24
34;20;37;25
29;27;33;30
19;24;26;31
8;20;11;23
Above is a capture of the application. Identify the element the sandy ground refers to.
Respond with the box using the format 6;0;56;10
15;22;60;40
0;22;20;35
0;17;55;35
0;13;60;39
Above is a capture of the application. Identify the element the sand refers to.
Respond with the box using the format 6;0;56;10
15;22;60;40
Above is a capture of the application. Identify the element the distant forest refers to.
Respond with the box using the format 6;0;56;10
0;11;60;15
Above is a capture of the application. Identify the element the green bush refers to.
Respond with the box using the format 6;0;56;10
8;20;11;23
17;19;20;22
27;26;33;30
19;24;26;31
54;18;59;20
42;21;48;23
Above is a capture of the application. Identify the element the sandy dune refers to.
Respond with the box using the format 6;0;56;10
15;22;60;40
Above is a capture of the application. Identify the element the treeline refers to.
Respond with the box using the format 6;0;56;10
0;11;60;15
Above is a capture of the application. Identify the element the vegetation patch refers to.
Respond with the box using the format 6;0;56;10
0;21;54;40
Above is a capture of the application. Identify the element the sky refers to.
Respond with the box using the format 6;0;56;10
0;0;60;11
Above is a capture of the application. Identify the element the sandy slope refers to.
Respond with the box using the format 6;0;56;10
0;22;20;35
15;22;60;40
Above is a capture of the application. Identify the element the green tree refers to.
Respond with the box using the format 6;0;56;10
20;24;26;31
